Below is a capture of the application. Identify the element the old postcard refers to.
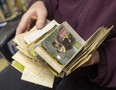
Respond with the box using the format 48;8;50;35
37;22;85;65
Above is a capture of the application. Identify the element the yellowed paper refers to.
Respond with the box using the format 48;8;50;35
12;51;44;75
21;68;54;88
11;60;24;73
24;20;60;44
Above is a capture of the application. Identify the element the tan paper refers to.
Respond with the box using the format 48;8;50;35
21;68;54;88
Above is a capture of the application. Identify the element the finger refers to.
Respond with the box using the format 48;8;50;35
36;10;47;29
16;10;34;35
30;17;37;29
36;15;46;29
16;15;28;35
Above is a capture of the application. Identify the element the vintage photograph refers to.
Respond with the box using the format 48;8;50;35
41;26;83;65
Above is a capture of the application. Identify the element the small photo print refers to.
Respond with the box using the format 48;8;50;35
41;26;83;65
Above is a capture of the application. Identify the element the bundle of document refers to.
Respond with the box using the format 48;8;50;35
12;20;113;88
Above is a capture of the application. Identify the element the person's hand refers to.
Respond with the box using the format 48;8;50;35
82;50;100;67
16;1;48;35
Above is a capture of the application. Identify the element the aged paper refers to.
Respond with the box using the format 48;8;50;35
12;51;43;75
11;60;24;73
24;20;60;44
21;68;54;88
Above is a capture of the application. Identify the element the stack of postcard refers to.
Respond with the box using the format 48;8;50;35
12;20;113;88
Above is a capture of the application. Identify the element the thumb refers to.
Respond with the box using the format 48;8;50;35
36;16;46;29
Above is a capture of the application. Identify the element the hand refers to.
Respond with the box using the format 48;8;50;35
16;1;48;35
82;50;100;67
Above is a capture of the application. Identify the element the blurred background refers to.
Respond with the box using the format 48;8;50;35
0;0;32;23
0;0;33;72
